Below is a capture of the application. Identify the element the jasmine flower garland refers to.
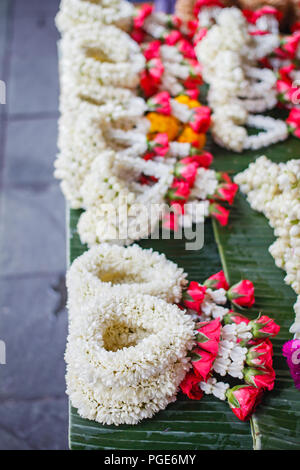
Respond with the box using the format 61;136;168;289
67;243;187;312
66;291;194;425
56;0;134;33
195;7;287;152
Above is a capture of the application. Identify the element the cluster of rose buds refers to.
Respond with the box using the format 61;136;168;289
131;5;202;99
180;270;281;421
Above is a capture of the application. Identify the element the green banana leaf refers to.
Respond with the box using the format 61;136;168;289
211;135;300;450
68;128;300;450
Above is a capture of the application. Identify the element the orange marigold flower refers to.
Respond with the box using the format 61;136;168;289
177;125;206;149
146;112;180;141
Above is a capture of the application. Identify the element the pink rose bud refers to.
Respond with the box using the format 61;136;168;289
190;347;215;382
250;315;280;339
223;311;251;325
226;385;263;421
162;211;179;232
180;371;203;400
227;280;255;308
193;27;208;45
243;366;276;391
174;161;198;187
189;106;211;133
166;179;191;202
147;91;171;115
143;40;161;60
147;58;164;81
182;281;207;313
209;203;230;226
195;318;221;356
246;338;273;369
212;182;239;205
164;30;182;46
134;4;153;29
178;39;196;59
185;88;200;100
204;270;229;290
282;339;300;390
149;133;169;156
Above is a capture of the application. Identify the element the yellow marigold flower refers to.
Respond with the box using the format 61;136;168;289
177;125;206;149
175;95;201;109
147;112;180;141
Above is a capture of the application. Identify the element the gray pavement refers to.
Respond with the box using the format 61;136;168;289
0;0;67;450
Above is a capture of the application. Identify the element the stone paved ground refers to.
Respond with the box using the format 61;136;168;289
0;0;67;450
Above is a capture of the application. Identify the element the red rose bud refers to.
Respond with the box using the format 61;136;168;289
249;315;280;339
282;31;300;59
226;385;263;421
140;70;159;97
216;171;233;184
209;203;229;226
191;150;214;167
149;133;169;156
190;347;215;382
180;371;203;400
195;318;221;356
194;0;223;17
168;15;182;29
187;20;199;38
213;182;239;206
204;270;229;290
134;4;153;29
174;161;198;187
223;311;250;325
166;179;191;202
189;106;211;133
131;28;145;44
227;280;255;308
182;281;207;312
164;30;182;45
286;108;300;139
184;76;203;90
181;151;213;169
243;366;275;391
143;40;161;60
246;338;273;369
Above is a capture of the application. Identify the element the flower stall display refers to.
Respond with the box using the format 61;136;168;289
54;0;300;449
66;245;280;424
